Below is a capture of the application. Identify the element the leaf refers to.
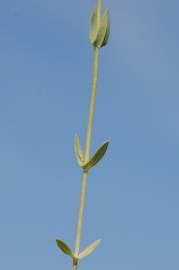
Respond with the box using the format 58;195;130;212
78;239;101;260
93;10;110;48
89;7;98;44
83;141;109;172
74;134;85;167
101;10;110;47
56;239;73;257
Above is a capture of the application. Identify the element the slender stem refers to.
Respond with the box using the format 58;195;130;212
74;171;88;256
73;47;100;260
72;261;77;270
85;48;99;161
72;1;102;270
97;0;102;25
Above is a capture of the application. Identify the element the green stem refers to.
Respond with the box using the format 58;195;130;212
74;171;88;257
85;48;99;162
72;2;102;269
97;0;102;26
73;47;100;264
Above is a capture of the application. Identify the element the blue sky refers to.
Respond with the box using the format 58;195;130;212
0;0;179;269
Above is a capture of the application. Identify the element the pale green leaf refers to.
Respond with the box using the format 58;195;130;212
74;134;85;167
101;10;110;47
93;10;110;48
83;141;109;171
89;7;98;44
78;239;101;260
56;239;73;257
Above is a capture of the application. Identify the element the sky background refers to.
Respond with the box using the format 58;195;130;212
0;0;179;269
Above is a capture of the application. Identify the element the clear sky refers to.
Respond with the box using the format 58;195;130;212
0;0;179;269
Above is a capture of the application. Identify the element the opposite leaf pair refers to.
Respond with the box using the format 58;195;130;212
56;239;101;263
89;7;110;48
74;134;109;172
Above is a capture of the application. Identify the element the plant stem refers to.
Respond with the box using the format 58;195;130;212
73;47;100;269
85;48;99;162
72;1;102;269
74;171;88;257
97;0;102;26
